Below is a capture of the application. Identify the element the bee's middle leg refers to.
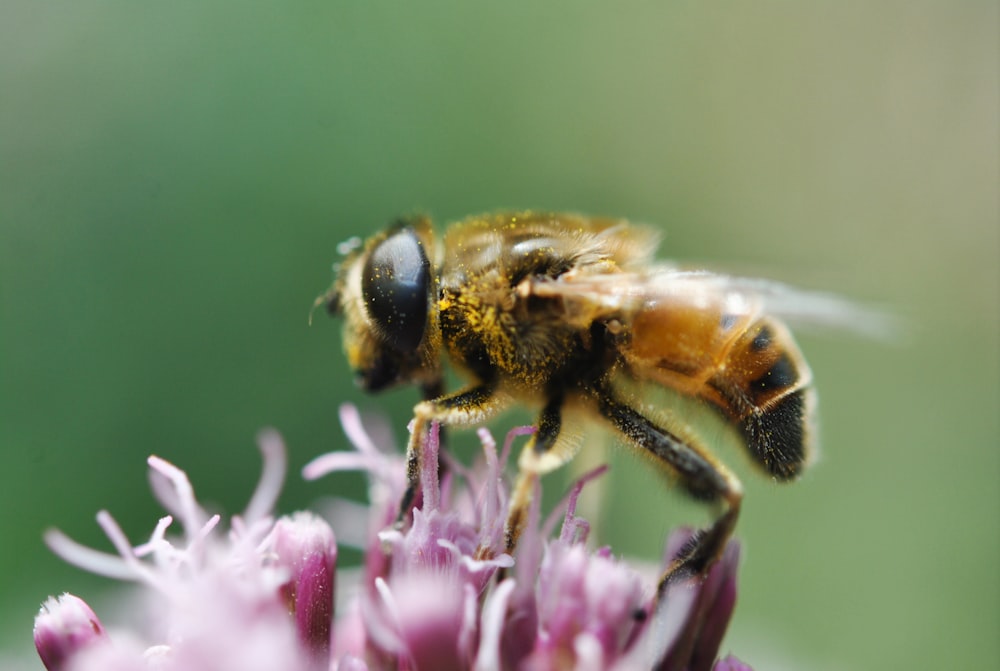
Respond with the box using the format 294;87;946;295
592;387;744;595
505;393;564;553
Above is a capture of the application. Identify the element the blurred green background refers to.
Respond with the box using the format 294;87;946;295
2;2;996;669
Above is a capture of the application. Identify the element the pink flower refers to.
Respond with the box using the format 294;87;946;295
37;430;319;671
33;594;109;671
269;512;338;665
35;407;752;671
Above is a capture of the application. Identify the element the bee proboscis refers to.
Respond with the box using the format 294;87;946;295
320;211;850;590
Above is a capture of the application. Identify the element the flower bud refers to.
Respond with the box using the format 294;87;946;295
272;512;338;663
34;593;108;671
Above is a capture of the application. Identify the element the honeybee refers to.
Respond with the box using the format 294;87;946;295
320;211;838;590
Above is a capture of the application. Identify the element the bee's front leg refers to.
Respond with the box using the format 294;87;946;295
591;385;744;595
397;384;506;526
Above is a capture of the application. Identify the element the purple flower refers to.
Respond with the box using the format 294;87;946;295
33;594;109;671
35;406;752;671
37;430;317;671
269;512;337;665
712;656;754;671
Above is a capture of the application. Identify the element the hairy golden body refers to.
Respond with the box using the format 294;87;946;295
324;212;816;588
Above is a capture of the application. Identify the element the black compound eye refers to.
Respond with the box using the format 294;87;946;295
361;228;430;351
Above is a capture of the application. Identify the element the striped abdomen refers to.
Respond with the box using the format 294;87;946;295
624;299;815;479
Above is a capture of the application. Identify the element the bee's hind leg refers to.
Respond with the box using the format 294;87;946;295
591;386;744;596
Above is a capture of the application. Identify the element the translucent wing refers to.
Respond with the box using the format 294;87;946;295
528;267;891;338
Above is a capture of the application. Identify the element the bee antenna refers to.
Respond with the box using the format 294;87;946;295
309;290;339;326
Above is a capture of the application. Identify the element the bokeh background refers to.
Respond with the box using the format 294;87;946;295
2;2;996;669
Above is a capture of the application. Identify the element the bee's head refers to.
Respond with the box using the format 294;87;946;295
323;218;438;392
